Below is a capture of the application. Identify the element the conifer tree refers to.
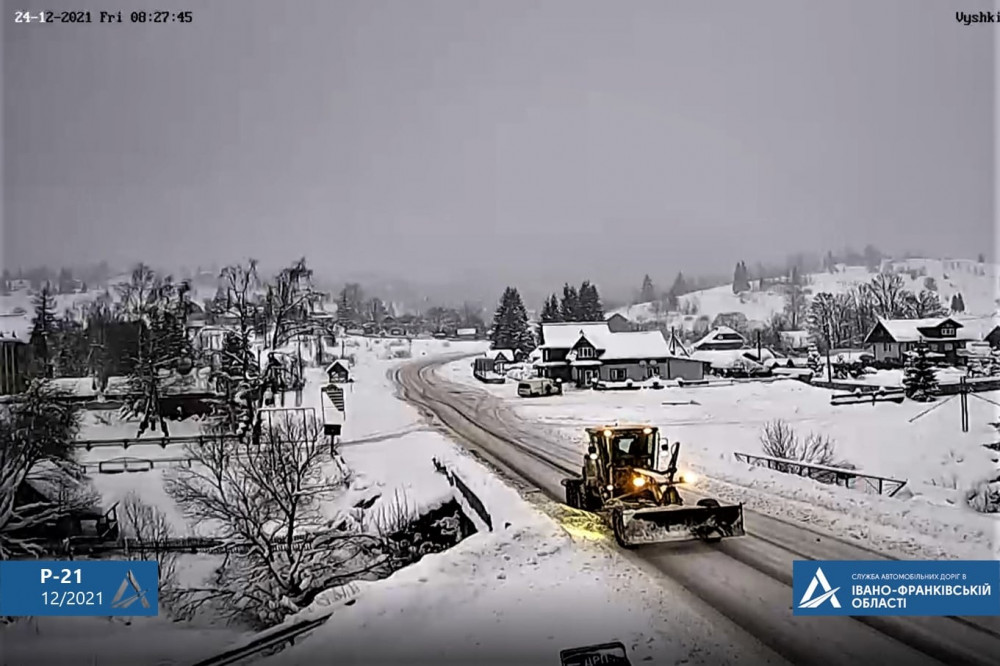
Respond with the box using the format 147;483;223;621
902;343;939;402
639;274;656;303
559;283;579;321
577;281;604;321
537;294;561;345
490;287;535;354
29;284;58;378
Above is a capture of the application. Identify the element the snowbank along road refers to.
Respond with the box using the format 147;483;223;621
393;355;1000;666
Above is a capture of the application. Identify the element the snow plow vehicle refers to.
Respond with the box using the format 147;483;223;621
561;424;745;548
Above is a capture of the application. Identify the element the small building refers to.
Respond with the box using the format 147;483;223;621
605;313;634;333
455;327;478;340
863;317;975;365
778;330;812;353
0;334;29;396
325;360;352;384
691;326;746;351
483;348;520;373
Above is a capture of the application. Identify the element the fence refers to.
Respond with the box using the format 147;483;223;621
188;613;333;666
733;451;908;497
432;458;493;531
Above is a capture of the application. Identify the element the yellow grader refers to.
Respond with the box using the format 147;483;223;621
561;424;746;548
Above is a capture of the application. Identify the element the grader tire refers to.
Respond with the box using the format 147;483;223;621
565;481;583;509
611;508;635;549
696;498;723;543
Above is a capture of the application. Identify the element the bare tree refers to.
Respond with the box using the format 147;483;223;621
119;492;179;601
164;411;385;627
0;382;90;558
867;272;909;318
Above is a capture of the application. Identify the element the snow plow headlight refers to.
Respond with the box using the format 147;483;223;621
632;476;646;488
678;471;697;484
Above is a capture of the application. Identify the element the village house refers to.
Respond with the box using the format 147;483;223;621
691;326;746;351
536;322;705;387
605;313;634;333
778;330;812;353
863;317;976;365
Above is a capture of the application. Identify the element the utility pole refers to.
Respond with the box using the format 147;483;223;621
756;330;762;362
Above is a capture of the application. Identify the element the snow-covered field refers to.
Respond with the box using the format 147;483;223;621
5;336;785;665
614;257;1000;329
440;359;1000;561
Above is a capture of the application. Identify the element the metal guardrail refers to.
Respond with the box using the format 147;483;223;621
432;458;493;531
188;613;332;666
734;451;908;497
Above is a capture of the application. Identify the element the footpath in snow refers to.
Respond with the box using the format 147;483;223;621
439;358;1000;561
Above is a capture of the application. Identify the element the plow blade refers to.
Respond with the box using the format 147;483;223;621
613;503;745;547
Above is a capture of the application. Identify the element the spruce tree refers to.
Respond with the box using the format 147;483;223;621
639;275;656;303
537;294;561;344
670;272;688;297
902;343;939;402
29;284;58;378
490;287;535;354
577;281;604;321
559;283;580;321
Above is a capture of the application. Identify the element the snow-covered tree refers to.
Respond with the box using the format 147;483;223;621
29;285;58;378
783;266;807;329
950;292;966;313
902;343;939;402
490;287;535;354
537;294;561;345
577;281;604;321
336;283;364;325
732;262;751;294
669;272;689;298
637;274;654;303
905;290;947;318
0;381;89;558
559;283;579;321
165;412;382;628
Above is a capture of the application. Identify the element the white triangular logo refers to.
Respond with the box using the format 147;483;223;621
798;566;842;609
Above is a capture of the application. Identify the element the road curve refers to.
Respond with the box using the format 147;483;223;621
393;355;1000;666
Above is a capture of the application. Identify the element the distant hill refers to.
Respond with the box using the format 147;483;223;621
612;257;998;333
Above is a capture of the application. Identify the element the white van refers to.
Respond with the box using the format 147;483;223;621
517;377;562;397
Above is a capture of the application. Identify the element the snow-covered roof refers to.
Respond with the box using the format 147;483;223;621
484;349;515;362
553;324;689;362
325;360;350;374
692;326;745;349
873;317;976;342
539;322;612;349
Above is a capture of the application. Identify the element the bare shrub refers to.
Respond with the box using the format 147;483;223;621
165;411;387;628
759;420;850;481
119;492;180;605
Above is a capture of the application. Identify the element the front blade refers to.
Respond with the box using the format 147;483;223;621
621;504;745;545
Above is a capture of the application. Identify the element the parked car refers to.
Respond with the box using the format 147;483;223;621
517;377;562;397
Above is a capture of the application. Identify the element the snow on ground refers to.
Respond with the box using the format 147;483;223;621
614;258;1000;329
439;359;1000;560
261;347;781;666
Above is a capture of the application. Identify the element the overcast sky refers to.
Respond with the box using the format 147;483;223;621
2;0;995;292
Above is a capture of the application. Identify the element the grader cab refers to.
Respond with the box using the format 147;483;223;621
561;424;745;548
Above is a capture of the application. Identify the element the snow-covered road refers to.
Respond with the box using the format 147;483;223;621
396;356;1000;666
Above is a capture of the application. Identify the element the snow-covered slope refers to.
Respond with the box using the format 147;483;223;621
614;258;999;330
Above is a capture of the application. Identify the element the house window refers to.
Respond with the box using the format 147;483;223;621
940;327;955;337
609;368;627;382
943;343;953;351
883;343;891;352
577;346;596;360
646;365;660;378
